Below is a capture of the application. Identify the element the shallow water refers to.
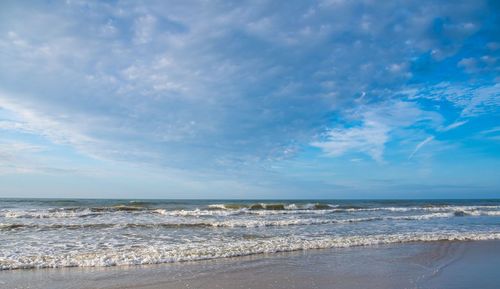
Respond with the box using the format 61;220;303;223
1;199;499;270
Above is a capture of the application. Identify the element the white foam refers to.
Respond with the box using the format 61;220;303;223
456;210;500;216
4;205;498;219
155;205;500;217
153;208;246;217
395;212;454;220
1;209;97;219
2;231;499;270
285;204;299;210
207;204;229;210
0;212;468;232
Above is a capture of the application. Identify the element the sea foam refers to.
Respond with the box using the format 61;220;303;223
1;231;499;270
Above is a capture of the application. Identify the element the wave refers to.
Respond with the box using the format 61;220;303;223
0;223;116;230
454;210;500;216
2;231;499;270
0;206;149;219
208;203;338;211
339;205;500;213
3;205;499;219
207;212;456;227
0;212;459;231
0;219;344;231
205;204;500;213
91;205;147;212
1;209;100;219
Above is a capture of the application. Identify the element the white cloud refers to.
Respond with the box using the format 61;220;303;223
312;100;439;162
312;121;389;162
0;141;63;174
440;120;469;131
133;14;157;44
457;57;477;72
409;82;500;117
407;118;470;160
408;136;434;160
479;126;500;141
0;94;95;148
480;126;500;135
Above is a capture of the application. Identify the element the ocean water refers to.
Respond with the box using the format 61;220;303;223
1;199;499;270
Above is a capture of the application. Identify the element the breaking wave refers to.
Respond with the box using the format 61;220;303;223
3;204;500;219
0;212;475;231
2;231;499;270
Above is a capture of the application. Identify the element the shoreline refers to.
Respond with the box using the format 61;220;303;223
2;240;499;289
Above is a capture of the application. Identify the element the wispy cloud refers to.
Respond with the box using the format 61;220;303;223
408;119;470;160
407;82;500;118
440;120;469;131
312;122;389;162
0;94;98;151
408;136;435;160
133;14;157;45
0;141;76;175
479;126;500;141
312;100;441;162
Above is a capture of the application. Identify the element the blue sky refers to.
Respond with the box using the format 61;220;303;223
0;0;499;199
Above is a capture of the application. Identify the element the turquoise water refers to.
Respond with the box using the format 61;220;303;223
1;199;499;270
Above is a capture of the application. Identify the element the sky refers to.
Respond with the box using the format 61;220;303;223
0;0;499;199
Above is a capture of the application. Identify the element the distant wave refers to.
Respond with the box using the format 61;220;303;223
1;231;499;270
1;209;100;219
154;206;500;217
453;210;500;216
2;204;500;219
0;205;148;219
0;212;471;231
208;203;338;211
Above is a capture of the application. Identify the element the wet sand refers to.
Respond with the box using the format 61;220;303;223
1;240;499;289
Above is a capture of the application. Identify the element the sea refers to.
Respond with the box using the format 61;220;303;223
1;199;499;270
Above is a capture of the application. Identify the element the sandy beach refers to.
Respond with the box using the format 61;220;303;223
1;240;499;289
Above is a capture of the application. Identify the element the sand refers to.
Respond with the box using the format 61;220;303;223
1;240;499;289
